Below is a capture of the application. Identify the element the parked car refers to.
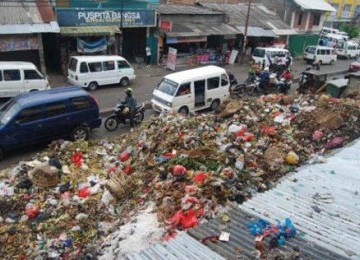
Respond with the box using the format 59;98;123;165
67;55;136;91
0;86;101;160
252;47;292;68
349;57;360;72
304;45;337;65
0;61;50;98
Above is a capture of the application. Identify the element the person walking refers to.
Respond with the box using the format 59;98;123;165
145;45;151;68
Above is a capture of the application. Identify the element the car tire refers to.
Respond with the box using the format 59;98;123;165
210;99;220;111
70;126;89;141
30;89;39;92
120;78;129;87
178;106;189;115
88;82;98;91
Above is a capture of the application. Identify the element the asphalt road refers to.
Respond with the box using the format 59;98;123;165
0;58;354;169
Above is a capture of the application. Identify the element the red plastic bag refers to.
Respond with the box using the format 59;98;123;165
242;133;255;142
312;130;324;141
180;209;198;229
78;187;90;198
120;152;130;162
324;137;344;150
185;185;198;195
71;152;84;168
193;172;208;184
123;165;133;175
25;205;40;220
262;126;276;136
172;165;187;176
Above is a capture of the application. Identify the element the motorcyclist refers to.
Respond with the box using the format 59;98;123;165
279;68;293;94
259;67;270;92
121;87;137;127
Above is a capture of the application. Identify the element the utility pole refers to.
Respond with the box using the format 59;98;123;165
242;0;252;62
119;0;124;55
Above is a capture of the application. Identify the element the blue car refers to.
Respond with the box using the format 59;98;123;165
0;86;102;160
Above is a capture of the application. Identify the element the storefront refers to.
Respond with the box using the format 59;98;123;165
156;5;243;67
56;7;156;73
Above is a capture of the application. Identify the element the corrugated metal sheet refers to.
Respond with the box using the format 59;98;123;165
155;4;223;15
127;232;225;260
0;21;60;34
164;22;242;37
0;1;59;34
239;140;360;258
237;26;276;37
199;3;291;30
60;26;120;37
187;204;346;260
293;0;336;12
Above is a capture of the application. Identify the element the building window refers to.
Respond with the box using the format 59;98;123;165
313;14;321;26
298;13;303;26
355;5;360;16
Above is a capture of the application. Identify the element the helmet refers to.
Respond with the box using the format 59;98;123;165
125;88;133;94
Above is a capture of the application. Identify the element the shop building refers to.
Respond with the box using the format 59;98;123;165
55;0;158;73
155;4;243;66
0;1;60;73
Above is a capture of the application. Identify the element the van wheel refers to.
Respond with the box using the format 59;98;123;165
178;106;189;115
210;99;220;111
30;89;39;92
70;126;89;141
330;60;334;65
0;147;4;161
88;82;98;91
120;78;129;87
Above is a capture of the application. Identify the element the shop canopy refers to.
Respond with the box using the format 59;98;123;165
162;22;242;38
60;26;120;37
236;26;276;38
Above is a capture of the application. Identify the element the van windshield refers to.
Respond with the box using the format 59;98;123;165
157;78;178;96
69;58;78;72
253;48;265;57
306;47;316;54
0;100;21;125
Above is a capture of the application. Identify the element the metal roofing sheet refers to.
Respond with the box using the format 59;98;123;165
239;140;360;258
199;3;291;30
155;4;223;15
0;21;60;34
237;26;276;37
293;0;336;12
127;232;225;260
60;26;120;37
164;22;242;37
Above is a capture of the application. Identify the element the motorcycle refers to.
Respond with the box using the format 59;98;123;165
104;101;145;131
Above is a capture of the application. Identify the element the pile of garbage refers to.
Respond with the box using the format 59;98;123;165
1;94;360;258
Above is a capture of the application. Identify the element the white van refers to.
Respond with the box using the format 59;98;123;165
252;48;292;67
67;55;136;91
320;27;339;36
320;33;348;47
151;65;230;114
0;62;49;98
304;46;337;65
336;41;360;58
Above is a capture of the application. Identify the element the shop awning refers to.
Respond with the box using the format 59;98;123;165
236;26;276;37
60;26;120;37
162;22;242;38
271;29;299;35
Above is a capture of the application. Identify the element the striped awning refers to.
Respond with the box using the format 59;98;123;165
60;26;120;37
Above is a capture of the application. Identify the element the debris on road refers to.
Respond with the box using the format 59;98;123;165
1;94;360;258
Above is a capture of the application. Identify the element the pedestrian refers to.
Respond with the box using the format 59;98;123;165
145;45;151;68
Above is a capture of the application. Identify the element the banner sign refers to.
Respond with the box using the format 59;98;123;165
166;36;207;44
160;20;172;32
77;37;107;53
167;47;177;71
56;8;156;27
0;36;39;52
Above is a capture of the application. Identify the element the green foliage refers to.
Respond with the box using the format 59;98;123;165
340;24;360;39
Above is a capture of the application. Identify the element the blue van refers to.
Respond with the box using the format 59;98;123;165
0;86;102;160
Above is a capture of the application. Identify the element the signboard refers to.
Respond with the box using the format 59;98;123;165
56;8;156;27
160;20;172;32
167;47;177;71
228;50;238;64
0;36;39;52
166;36;207;44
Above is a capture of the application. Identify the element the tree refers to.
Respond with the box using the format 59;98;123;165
340;23;360;39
